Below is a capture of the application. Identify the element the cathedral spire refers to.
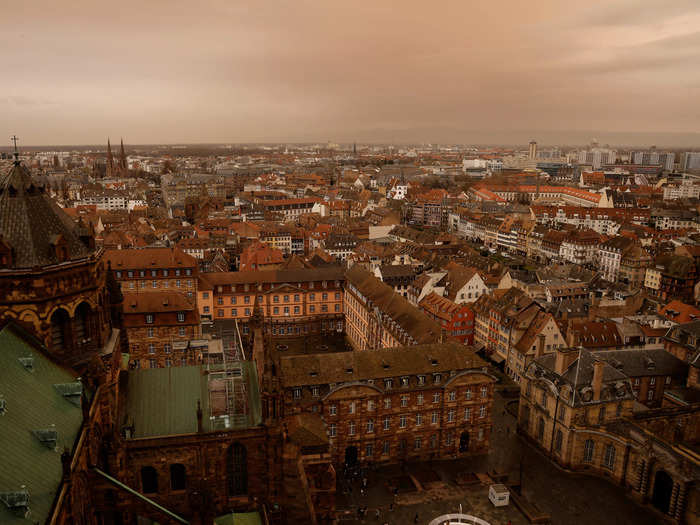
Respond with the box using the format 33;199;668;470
119;138;127;171
106;138;114;177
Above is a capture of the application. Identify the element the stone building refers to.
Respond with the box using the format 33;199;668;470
519;348;699;523
344;264;442;351
0;158;114;367
122;291;201;369
280;342;496;467
197;266;345;336
106;247;199;299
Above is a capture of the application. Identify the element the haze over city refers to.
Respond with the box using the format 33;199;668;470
3;0;700;146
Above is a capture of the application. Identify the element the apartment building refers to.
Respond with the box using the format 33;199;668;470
122;291;201;369
198;267;345;336
106;247;198;298
344;265;442;351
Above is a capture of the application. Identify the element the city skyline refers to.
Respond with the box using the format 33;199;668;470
3;0;700;145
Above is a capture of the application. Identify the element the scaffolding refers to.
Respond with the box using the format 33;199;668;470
206;319;249;430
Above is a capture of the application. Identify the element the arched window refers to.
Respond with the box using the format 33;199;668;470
537;418;545;442
583;439;595;463
141;466;158;494
227;443;247;496
170;463;186;491
50;309;70;351
74;303;91;343
554;430;563;454
603;445;616;470
520;405;531;432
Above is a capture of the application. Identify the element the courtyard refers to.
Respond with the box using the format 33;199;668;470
335;387;662;525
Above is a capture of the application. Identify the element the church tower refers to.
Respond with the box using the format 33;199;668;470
119;138;127;173
106;138;114;178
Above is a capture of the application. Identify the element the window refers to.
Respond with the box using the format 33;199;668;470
218;309;224;317
284;295;289;303
329;404;337;416
309;305;315;313
367;419;374;433
431;411;439;424
383;441;390;455
349;402;356;414
245;308;251;316
448;391;456;402
244;296;250;304
417;393;424;405
598;406;606;423
448;410;455;422
164;344;171;354
329;423;337;437
148;344;155;354
232;308;238;317
383;416;390;430
176;280;181;288
465;388;472;400
147;327;155;337
399;415;407;428
557;405;566;422
650;377;656;385
322;292;328;300
366;443;374;457
231;296;237;304
312;387;319;397
665;376;671;385
480;386;488;398
293;388;301;400
367;400;375;411
127;271;134;278
349;422;356;435
464;407;471;421
583;439;595;463
384;398;391;409
294;306;300;314
309;292;315;300
141;466;158;494
273;295;279;303
603;445;616;470
294;294;300;302
401;376;409;387
401;395;409;407
647;390;654;401
385;379;393;390
479;406;486;418
478;428;484;441
430;434;437;449
432;392;440;403
177;312;185;322
554;430;563;454
634;378;640;386
414;437;422;450
434;373;442;384
203;306;210;314
273;307;279;314
416;413;423;426
145;314;154;324
418;375;425;386
537;417;545;442
170;464;186;491
227;443;247;496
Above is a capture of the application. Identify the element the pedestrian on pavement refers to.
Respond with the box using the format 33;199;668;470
375;508;380;520
414;512;419;523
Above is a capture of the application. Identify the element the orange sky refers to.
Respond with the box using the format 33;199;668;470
2;0;700;146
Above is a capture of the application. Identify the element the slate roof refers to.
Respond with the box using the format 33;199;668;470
346;265;442;345
0;162;91;269
0;324;83;524
280;342;488;387
592;349;687;379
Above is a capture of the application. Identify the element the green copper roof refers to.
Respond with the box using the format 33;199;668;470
123;362;261;439
0;324;83;524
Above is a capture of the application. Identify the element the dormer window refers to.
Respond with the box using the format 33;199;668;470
433;373;442;384
384;379;393;390
400;376;409;387
145;314;154;324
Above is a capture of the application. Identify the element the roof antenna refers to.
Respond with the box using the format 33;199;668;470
11;135;19;165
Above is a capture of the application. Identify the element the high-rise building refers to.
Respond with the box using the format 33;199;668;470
681;152;700;171
528;140;538;160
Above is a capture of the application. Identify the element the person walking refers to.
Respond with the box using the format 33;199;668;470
413;512;419;523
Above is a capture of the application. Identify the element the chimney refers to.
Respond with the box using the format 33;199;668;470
592;360;605;401
554;347;577;374
196;399;203;433
535;334;546;358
